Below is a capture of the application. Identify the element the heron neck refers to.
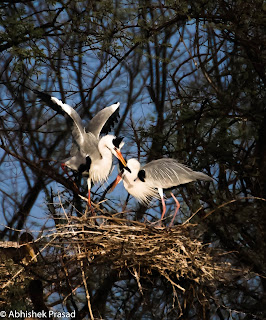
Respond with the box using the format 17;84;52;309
90;144;113;184
98;144;112;160
123;169;138;184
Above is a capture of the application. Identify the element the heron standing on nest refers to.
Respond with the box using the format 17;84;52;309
110;158;213;226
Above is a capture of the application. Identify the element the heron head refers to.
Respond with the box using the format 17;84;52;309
103;135;128;167
112;136;124;149
99;135;129;169
127;159;141;172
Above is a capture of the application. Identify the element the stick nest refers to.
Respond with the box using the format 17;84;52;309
48;215;238;289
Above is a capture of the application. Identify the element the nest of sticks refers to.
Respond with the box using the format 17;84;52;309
1;212;248;310
47;214;240;290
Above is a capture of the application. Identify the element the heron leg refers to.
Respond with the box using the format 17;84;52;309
86;179;95;216
169;192;180;227
159;188;166;224
61;163;79;193
87;189;95;214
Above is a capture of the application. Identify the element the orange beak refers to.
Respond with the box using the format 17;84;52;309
115;150;127;167
108;172;123;193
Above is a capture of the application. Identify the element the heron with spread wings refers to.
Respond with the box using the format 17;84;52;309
35;90;128;211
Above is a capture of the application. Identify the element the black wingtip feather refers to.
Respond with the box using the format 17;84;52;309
34;89;65;115
34;90;52;103
101;108;120;135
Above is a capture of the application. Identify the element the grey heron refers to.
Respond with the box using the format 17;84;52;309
35;90;128;211
110;158;213;226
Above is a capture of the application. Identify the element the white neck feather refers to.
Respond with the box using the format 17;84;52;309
89;138;113;184
122;171;159;205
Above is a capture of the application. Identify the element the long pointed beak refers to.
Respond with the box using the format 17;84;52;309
115;150;127;167
108;172;123;193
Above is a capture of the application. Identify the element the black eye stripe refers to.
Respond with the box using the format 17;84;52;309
138;170;146;182
113;137;124;148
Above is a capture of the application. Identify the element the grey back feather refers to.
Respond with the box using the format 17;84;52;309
72;128;101;161
143;159;212;189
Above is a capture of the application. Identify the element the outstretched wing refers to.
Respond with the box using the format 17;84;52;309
35;90;85;145
86;102;120;138
49;97;85;144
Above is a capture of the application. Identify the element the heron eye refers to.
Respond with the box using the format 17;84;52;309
114;147;117;151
